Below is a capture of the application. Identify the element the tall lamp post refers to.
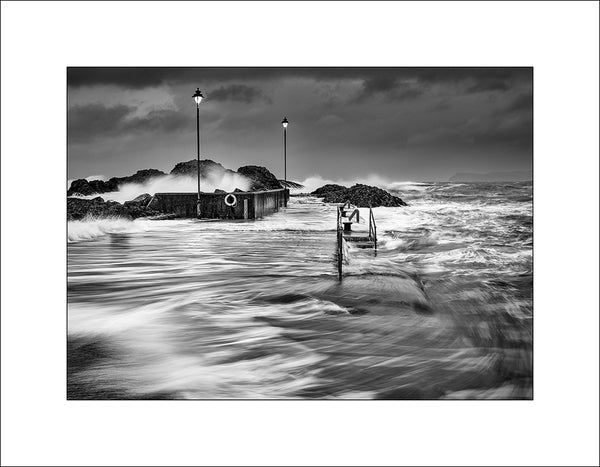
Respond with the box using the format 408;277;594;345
193;88;204;218
281;117;289;183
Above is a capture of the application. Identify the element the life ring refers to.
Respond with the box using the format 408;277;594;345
224;193;237;207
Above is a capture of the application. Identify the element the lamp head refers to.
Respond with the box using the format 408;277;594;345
282;116;289;128
193;88;204;106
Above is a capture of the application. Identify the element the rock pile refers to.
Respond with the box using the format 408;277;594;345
67;194;161;221
170;159;235;178
237;165;283;191
311;184;346;197
67;169;166;196
311;183;407;207
67;160;284;196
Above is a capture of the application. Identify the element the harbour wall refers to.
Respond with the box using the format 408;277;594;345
149;188;289;219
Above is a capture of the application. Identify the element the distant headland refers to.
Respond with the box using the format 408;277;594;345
449;170;532;182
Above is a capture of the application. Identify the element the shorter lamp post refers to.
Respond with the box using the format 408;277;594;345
281;117;289;183
193;88;204;218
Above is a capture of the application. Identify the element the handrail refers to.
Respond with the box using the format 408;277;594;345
368;205;377;249
337;205;343;280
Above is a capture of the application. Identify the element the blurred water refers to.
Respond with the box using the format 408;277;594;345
67;182;532;399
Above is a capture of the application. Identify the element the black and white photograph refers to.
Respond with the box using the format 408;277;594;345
67;66;534;400
2;2;598;466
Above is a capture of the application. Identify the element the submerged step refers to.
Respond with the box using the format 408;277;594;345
355;241;375;248
343;235;371;242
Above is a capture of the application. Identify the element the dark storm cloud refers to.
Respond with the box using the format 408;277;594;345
355;75;425;102
415;67;521;84
209;84;271;104
468;114;533;148
67;67;531;91
467;79;511;93
404;108;532;149
361;75;398;94
68;103;189;143
356;68;527;101
126;108;189;133
67;67;308;88
68;67;532;181
506;92;533;112
68;103;134;142
67;67;368;88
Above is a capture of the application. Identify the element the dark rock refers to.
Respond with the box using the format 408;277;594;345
117;169;166;185
147;195;160;211
311;183;347;197
170;159;235;178
68;160;284;198
67;169;166;196
237;165;282;191
67;179;96;196
314;183;407;207
68;194;162;221
67;197;130;221
89;178;118;193
213;189;227;194
123;193;155;218
124;193;153;207
233;188;245;193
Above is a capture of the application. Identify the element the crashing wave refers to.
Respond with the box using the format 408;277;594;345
68;216;152;242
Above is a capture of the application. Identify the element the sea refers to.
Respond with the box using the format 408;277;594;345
67;181;533;399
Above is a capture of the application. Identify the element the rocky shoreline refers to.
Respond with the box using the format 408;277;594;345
67;160;287;221
67;160;283;197
67;194;162;221
68;160;407;220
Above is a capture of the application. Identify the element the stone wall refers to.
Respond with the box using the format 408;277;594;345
150;189;289;219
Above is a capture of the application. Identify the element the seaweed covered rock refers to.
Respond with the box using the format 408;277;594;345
122;193;155;218
123;193;153;206
68;194;161;221
170;159;235;178
313;183;407;207
311;184;347;197
237;165;282;191
67;179;98;196
67;169;165;196
67;197;131;221
118;169;166;185
68;159;284;197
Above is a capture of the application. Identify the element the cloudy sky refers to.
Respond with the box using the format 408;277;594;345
67;67;532;182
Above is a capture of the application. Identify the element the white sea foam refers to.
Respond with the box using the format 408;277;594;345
70;171;251;204
68;216;154;242
68;299;327;398
67;181;533;399
296;174;431;194
85;174;108;181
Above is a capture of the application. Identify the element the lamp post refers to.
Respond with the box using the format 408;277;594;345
281;117;289;183
193;88;204;218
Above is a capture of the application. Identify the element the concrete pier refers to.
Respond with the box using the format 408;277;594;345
149;188;289;219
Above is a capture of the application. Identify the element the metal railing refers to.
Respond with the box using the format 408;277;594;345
368;205;378;249
337;205;343;280
337;203;378;280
